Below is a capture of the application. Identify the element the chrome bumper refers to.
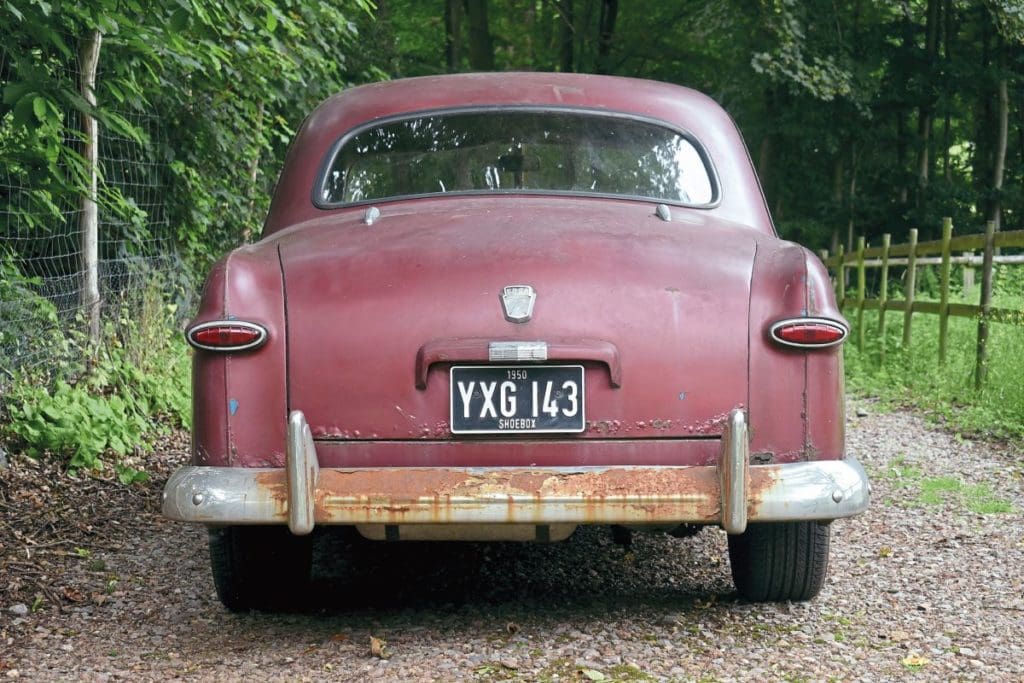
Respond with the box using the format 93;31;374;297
162;410;869;536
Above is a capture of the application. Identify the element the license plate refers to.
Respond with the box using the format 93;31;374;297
450;365;585;434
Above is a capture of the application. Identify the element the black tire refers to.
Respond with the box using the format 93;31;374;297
727;521;830;602
208;526;313;611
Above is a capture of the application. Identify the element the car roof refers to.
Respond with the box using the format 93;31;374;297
263;73;773;236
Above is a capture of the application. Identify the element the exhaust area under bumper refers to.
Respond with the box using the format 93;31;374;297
163;410;869;537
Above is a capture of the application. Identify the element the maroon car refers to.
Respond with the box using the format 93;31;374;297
163;73;869;609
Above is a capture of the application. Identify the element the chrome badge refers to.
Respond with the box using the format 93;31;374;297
500;285;536;323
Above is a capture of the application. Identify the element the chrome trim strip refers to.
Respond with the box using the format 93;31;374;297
769;317;849;349
488;341;548;362
185;320;268;352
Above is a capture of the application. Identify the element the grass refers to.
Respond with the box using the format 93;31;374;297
878;455;1015;513
843;263;1024;441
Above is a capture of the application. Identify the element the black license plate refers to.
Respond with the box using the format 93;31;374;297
450;365;585;434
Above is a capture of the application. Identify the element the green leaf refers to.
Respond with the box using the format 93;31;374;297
32;96;47;122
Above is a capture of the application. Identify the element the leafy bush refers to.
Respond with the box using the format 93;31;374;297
1;276;190;473
0;250;67;370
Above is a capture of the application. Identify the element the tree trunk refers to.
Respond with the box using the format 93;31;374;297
942;0;953;181
444;0;463;71
79;30;102;347
990;73;1008;231
972;10;994;219
846;145;858;253
596;0;618;74
915;0;940;199
831;153;843;254
558;0;574;72
465;0;494;70
896;11;913;206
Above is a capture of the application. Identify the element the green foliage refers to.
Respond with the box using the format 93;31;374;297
1;0;376;272
1;278;190;473
0;250;66;369
843;270;1024;440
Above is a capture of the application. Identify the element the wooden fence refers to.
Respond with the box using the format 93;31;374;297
821;219;1024;389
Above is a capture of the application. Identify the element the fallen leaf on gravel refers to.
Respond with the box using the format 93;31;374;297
878;546;893;557
302;645;317;655
902;654;930;668
505;621;520;635
90;594;106;606
580;669;606;681
329;633;349;642
370;636;389;659
695;596;717;609
62;588;85;603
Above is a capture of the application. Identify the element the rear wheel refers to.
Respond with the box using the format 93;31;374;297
727;521;830;602
208;526;313;611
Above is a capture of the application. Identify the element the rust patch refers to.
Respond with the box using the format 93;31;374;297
746;466;782;515
254;470;289;515
303;466;724;524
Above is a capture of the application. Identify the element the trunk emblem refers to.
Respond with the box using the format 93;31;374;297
500;285;536;323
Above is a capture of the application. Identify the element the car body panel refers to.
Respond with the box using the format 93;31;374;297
181;71;851;524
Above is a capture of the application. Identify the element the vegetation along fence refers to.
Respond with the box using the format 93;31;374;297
821;219;1024;390
0;31;177;380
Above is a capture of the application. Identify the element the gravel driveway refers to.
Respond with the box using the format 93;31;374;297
2;401;1022;682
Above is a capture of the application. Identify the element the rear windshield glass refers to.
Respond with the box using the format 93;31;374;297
318;110;715;206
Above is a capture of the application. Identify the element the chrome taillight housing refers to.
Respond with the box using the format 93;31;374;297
186;320;268;352
769;317;848;349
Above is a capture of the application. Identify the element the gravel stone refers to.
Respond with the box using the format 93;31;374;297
1;400;1022;681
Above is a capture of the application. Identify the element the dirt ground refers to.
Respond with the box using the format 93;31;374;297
1;401;1022;682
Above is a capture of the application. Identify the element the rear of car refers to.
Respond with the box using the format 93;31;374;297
162;73;869;610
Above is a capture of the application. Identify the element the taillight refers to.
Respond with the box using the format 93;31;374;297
186;321;268;352
769;317;848;349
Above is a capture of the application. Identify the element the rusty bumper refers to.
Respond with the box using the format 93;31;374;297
162;410;869;536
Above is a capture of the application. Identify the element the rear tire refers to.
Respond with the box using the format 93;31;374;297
727;521;830;602
208;526;313;611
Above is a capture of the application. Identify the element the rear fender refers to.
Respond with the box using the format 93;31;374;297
190;246;288;467
748;244;845;463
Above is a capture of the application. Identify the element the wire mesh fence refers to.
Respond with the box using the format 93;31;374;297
0;33;177;378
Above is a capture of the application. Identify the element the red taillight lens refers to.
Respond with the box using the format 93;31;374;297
186;321;267;351
770;318;847;349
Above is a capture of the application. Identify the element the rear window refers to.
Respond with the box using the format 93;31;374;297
317;109;716;206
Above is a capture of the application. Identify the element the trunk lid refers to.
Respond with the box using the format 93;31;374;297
277;196;755;442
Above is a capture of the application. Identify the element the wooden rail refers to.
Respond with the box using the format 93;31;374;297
821;220;1024;389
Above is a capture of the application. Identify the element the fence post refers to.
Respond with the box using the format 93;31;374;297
938;217;953;364
878;233;891;362
902;228;918;348
974;220;996;390
79;30;103;346
836;243;846;309
963;252;975;298
856;236;866;350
